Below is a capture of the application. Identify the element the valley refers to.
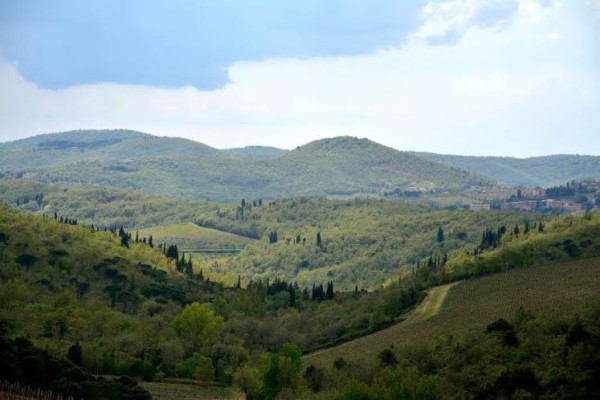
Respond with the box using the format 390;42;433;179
0;131;599;399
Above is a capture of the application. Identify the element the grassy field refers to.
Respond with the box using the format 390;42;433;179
137;222;255;251
303;258;600;368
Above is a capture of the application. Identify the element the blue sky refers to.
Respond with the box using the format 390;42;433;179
0;0;425;89
1;0;599;156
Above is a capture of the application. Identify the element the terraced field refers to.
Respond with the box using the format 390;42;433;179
137;222;255;251
303;258;600;368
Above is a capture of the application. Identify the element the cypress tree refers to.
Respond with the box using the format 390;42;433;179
326;281;334;300
185;254;193;276
289;286;296;307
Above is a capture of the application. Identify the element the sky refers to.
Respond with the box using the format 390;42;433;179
0;0;599;157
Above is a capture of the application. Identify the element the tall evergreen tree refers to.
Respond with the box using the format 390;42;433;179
185;254;193;276
326;281;334;300
437;227;445;242
316;232;322;247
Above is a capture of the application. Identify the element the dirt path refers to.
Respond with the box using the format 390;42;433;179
303;281;461;363
408;281;461;323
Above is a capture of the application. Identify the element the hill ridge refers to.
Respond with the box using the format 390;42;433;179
0;130;496;202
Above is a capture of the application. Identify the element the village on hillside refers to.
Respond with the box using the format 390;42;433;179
470;179;600;214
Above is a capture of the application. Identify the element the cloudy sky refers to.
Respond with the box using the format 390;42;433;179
0;0;599;156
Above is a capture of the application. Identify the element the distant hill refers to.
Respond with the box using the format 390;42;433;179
416;152;600;188
0;130;495;202
223;146;288;160
0;129;221;171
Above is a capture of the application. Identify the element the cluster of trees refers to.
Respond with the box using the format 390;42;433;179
15;191;45;207
52;211;79;226
311;281;334;301
546;179;596;198
0;335;151;399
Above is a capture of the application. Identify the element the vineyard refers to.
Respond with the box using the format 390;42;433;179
140;382;234;400
303;258;600;368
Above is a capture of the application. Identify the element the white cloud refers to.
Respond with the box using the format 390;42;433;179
0;0;599;157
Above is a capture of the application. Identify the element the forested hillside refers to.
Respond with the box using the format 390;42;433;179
1;205;599;399
224;146;288;160
209;197;542;289
0;205;425;382
417;152;600;187
1;130;496;202
2;179;541;290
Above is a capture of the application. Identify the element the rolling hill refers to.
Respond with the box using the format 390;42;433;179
1;130;496;202
416;152;600;188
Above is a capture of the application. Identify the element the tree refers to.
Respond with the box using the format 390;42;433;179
234;366;261;400
261;343;302;400
316;232;322;247
195;355;215;381
378;348;398;366
185;254;193;276
67;343;82;366
326;281;334;300
513;224;520;237
437;227;445;242
172;302;224;353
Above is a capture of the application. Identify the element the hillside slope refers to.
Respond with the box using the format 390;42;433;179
223;145;288;160
417;152;600;187
1;130;496;202
304;258;600;367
